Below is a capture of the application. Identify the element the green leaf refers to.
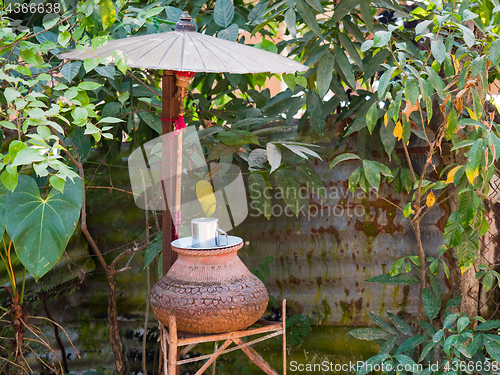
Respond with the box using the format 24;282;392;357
360;0;373;33
216;130;259;146
380;120;396;158
58;30;71;47
379;336;397;355
458;118;487;130
98;117;125;124
214;0;234;28
360;40;373;52
366;102;379;134
394;335;425;355
266;143;281;173
94;65;116;79
334;45;356;89
218;23;239;42
349;167;361;194
330;0;358;25
405;77;419;105
415;19;433;35
432;329;443;343
282;73;296;91
6;175;83;281
84;58;99;73
378;67;396;100
20;47;43;66
444;211;463;247
431;39;447;64
248;174;272;219
451;139;475;151
457;232;478;272
43;14;60;29
49;175;65;193
60;61;82;83
484;337;500;362
138;112;161;134
357;355;390;375
387;312;413;336
422;288;440;321
4;87;21;103
72;107;88;123
305;0;322;12
419;341;437;362
296;0;322;38
349;328;391;340
476;320;500;331
389;257;405;276
369;312;396;334
207;143;238;161
338;33;363;68
457;343;472;358
165;6;184;22
316;52;334;98
296;165;326;200
367;273;419;284
429;258;438;274
457;316;470;333
373;30;391;48
446;295;463;309
455;23;475;48
275;169;302;217
144;232;162;268
100;0;117;29
284;9;297;38
0;183;7;238
468;138;484;169
363;160;381;190
1;167;18;192
12;147;45;166
443;313;459;329
426;66;446;99
305;91;323;134
490;40;500;63
329;153;360;169
78;82;103;91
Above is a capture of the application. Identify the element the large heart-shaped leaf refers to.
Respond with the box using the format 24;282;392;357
6;175;83;281
0;183;7;238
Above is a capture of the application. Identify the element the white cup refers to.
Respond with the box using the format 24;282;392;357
191;218;228;248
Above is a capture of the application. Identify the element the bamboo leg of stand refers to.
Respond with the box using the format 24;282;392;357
168;316;177;375
194;339;232;375
180;343;197;358
212;341;218;375
282;299;286;375
161;324;169;375
233;337;278;375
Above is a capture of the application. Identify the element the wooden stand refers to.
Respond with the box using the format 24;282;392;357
159;300;287;375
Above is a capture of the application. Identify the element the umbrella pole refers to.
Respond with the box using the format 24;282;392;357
172;72;193;241
161;70;179;275
174;130;183;239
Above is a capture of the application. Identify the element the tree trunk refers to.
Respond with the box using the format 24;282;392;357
11;302;25;375
107;274;126;374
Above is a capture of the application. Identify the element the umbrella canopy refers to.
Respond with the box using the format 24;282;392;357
59;12;308;274
58;13;307;74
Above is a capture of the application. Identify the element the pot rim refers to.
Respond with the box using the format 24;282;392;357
171;241;244;256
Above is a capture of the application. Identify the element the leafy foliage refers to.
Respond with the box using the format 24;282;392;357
352;300;500;375
286;313;312;347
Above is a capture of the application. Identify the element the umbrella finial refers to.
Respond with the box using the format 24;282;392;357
175;12;195;32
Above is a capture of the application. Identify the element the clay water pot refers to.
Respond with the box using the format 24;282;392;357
150;240;269;334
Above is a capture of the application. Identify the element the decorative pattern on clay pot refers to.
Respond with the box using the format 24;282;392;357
150;241;269;334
